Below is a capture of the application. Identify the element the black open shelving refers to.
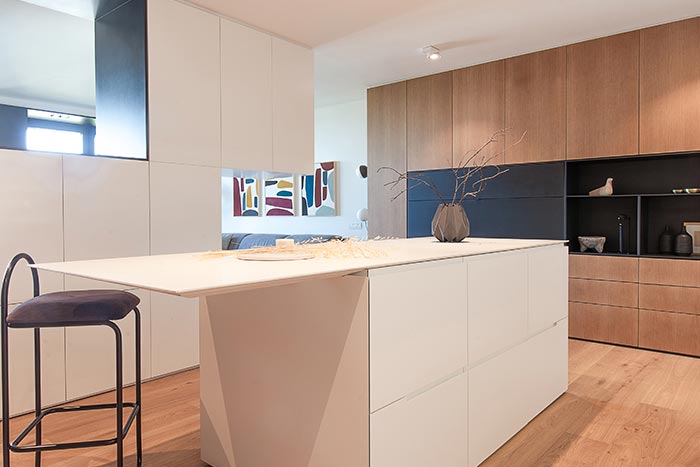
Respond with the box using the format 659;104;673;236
566;152;700;260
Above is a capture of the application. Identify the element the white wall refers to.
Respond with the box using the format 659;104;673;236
221;98;367;238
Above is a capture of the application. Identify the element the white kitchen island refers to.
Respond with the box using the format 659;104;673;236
34;237;569;467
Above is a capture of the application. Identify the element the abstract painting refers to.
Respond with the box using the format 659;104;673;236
265;177;295;216
301;162;336;216
232;177;260;217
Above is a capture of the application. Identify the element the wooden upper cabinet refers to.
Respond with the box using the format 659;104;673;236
505;48;566;164
567;31;640;160
452;61;505;166
406;72;453;171
367;83;407;238
640;17;700;154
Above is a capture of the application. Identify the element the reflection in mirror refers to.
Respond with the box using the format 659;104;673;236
0;0;147;159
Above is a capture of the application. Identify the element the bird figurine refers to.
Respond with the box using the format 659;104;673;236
589;178;614;197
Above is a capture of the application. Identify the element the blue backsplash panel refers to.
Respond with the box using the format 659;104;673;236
407;161;566;239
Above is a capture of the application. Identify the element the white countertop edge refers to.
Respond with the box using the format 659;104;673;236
31;238;568;297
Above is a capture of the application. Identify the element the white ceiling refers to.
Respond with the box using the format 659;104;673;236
195;0;700;107
0;0;95;115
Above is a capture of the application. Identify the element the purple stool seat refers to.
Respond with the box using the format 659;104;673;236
8;290;140;328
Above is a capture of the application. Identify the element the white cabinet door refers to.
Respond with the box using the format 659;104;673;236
468;320;568;467
148;0;221;167
467;251;528;365
0;149;64;305
1;306;66;417
370;372;467;467
149;162;221;255
528;245;568;334
150;292;199;376
221;19;273;171
369;259;467;412
63;155;150;262
65;288;151;399
272;37;314;174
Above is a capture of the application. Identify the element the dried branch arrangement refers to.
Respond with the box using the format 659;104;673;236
380;129;524;205
198;238;391;260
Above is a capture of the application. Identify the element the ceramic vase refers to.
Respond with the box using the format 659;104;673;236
674;226;693;256
432;204;470;242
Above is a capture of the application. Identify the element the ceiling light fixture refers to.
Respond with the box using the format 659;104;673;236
422;45;441;61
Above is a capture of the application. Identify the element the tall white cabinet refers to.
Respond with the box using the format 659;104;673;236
150;0;314;174
147;0;221;168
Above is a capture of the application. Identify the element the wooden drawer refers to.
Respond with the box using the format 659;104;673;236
569;302;638;346
569;254;638;282
639;310;700;357
569;278;638;308
640;258;700;287
639;284;700;315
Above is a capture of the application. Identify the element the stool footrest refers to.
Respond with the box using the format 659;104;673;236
9;402;140;454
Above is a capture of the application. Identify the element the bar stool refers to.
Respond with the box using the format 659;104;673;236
1;253;142;466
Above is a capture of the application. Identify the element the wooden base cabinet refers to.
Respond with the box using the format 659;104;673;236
569;302;638;346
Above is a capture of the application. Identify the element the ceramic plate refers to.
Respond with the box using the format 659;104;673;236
237;252;315;261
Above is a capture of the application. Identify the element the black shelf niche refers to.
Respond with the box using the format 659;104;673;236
567;196;638;254
566;152;700;258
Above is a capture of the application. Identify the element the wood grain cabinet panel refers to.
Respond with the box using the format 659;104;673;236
569;302;638;346
639;284;700;315
569;254;639;282
640;18;700;154
639;310;700;357
567;31;640;160
452;61;505;166
367;83;407;238
639;258;700;287
505;48;566;164
406;72;453;171
569;278;638;308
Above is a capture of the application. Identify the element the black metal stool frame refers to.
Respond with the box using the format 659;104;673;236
1;253;142;466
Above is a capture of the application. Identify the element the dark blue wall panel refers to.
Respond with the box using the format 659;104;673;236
407;161;566;240
94;0;148;159
0;104;27;150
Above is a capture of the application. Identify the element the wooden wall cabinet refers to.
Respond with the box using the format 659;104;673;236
505;48;566;164
640;17;700;155
567;31;640;160
452;61;505;166
367;82;407;238
406;72;453;171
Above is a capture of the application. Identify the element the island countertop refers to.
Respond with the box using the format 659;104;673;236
32;237;566;298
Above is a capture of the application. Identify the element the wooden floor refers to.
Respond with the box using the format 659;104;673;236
4;340;700;466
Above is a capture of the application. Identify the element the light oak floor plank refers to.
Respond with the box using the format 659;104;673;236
5;341;700;466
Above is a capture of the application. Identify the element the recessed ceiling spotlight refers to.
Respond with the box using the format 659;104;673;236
422;45;441;61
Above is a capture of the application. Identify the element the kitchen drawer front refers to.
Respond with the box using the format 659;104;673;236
569;302;638;346
639;310;700;357
569;278;638;308
370;372;467;467
639;284;700;315
569;254;638;282
468;251;528;364
640;258;700;287
529;245;569;334
468;320;568;467
369;259;467;412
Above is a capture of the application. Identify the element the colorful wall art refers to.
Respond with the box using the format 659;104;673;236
232;177;260;217
265;177;295;216
301;162;336;216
